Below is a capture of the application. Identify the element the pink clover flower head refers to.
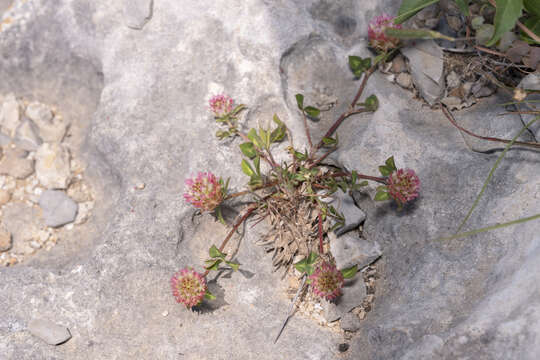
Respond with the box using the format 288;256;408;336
309;261;344;301
209;94;234;118
183;172;224;211
368;14;402;51
170;267;207;309
387;168;420;206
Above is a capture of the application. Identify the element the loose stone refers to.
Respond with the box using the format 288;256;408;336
28;319;72;345
329;231;382;270
39;190;78;227
14;118;42;151
0;149;35;179
0;223;12;252
0;93;20;136
35;143;71;189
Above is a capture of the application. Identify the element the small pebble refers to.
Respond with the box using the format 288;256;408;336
28;318;72;345
338;343;349;352
162;311;168;317
135;182;145;190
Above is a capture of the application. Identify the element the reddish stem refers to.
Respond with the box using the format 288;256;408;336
318;212;324;254
441;106;540;149
327;171;388;185
203;205;257;277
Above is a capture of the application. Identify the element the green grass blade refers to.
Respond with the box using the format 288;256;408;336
438;213;540;241
456;116;539;233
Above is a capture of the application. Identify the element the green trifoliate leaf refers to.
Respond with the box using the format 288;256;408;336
231;104;246;116
294;258;308;274
204;290;216;300
270;125;286;143
341;264;358;279
365;94;379;111
295;94;304;110
374;191;391;201
306;252;319;265
239;142;257;159
225;260;240;271
322;136;337;146
294;151;307;161
385;156;396;171
205;259;222;271
379;165;392;177
253;155;261;175
471;16;485;30
209;245;226;259
241;159;255;177
247;128;263;149
304;106;320;119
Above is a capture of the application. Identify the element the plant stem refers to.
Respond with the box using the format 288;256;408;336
203;204;257;277
224;181;279;201
311;66;376;157
302;110;313;149
318;212;324;254
441;106;540;149
327;171;387;185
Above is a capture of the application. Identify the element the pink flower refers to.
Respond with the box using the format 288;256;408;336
368;14;401;51
170;267;207;309
387;168;420;206
209;94;234;118
183;172;225;211
309;261;344;301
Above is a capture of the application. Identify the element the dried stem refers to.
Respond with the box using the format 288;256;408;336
441;106;540;149
318;212;324;254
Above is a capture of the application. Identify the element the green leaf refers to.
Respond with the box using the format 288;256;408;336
204;290;216;300
253;155;261;175
376;185;388;192
271;125;286;142
247;128;263;148
241;159;255;177
273;114;284;126
365;94;379;111
351;170;358;185
384;28;456;42
209;245;226;259
385;156;396;171
471;16;485;30
455;0;469;16
225;260;240;271
322;136;337;146
476;24;495;45
374;191;391;201
521;16;540;43
248;174;263;187
205;259;222;271
341;264;358;279
379;165;392;176
231;104;246;116
259;128;270;149
239;142;257;159
304;106;320;118
306;252;319;265
294;151;307;161
486;0;524;47
395;0;441;24
294;258;308;274
295;94;304;110
348;56;371;77
524;0;540;17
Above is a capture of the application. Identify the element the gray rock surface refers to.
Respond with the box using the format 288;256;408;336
0;1;538;359
331;189;366;236
340;312;362;332
324;277;367;322
35;143;71;189
39;190;78;227
329;231;381;270
401;40;444;105
517;72;540;138
124;0;153;30
26;102;68;142
2;202;43;246
28;319;71;345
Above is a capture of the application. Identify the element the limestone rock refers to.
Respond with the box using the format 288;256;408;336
0;93;20;136
39;190;78;227
15;118;42;151
401;40;444;105
340;312;362;332
0;223;12;252
329;189;366;236
28;319;71;345
124;0;153;30
323;277;367;322
26;102;68;142
0;148;34;179
2;202;43;245
35;143;71;189
329;231;382;270
0;188;11;205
